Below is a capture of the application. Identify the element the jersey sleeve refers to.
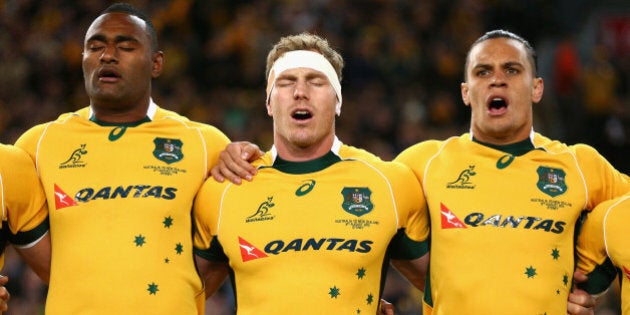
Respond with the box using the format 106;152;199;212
387;161;429;259
394;139;443;187
338;144;383;162
193;177;231;246
575;144;630;209
576;197;623;294
0;145;49;247
193;180;218;251
193;177;232;262
15;123;48;159
194;237;229;262
195;123;231;174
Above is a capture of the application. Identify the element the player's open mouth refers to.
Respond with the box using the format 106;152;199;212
487;95;510;117
489;97;507;109
98;68;121;81
292;109;312;120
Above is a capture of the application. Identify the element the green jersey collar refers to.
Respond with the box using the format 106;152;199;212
472;136;536;156
271;151;342;174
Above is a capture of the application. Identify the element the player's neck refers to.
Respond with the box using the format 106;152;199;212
274;135;335;162
89;98;153;124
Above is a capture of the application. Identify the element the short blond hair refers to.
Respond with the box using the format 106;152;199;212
265;33;344;82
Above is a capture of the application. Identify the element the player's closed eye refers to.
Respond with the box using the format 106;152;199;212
275;79;295;88
117;45;135;51
309;79;327;87
87;44;105;52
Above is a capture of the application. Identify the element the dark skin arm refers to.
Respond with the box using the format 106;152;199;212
195;255;230;298
210;142;263;184
0;275;9;313
390;253;429;292
379;299;394;315
14;232;51;284
567;270;595;315
377;254;429;315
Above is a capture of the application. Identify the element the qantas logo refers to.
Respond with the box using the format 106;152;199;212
440;203;467;228
237;237;373;262
53;184;178;209
238;237;268;262
439;203;566;234
54;184;78;210
74;185;177;202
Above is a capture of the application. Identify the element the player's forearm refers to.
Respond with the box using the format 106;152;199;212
195;255;229;298
390;253;429;291
14;232;51;284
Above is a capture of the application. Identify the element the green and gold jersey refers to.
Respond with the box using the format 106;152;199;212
577;195;630;314
194;140;429;314
395;132;630;315
15;104;230;315
0;144;49;269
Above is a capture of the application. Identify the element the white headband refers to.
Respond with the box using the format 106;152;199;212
266;50;342;115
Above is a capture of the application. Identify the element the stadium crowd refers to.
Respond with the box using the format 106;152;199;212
0;0;628;314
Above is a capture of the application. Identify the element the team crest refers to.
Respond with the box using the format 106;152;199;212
341;187;373;217
153;138;183;164
536;166;567;197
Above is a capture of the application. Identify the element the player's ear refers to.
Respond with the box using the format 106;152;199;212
151;51;164;78
461;82;471;106
266;100;273;116
532;77;544;104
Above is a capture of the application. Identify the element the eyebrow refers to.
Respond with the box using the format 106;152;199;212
86;34;139;44
472;61;524;71
501;61;524;69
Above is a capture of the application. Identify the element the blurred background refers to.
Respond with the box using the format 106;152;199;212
1;0;628;314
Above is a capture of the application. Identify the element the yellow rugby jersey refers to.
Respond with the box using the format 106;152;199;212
0;144;49;269
395;132;630;315
194;142;429;314
577;195;630;314
15;104;230;315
